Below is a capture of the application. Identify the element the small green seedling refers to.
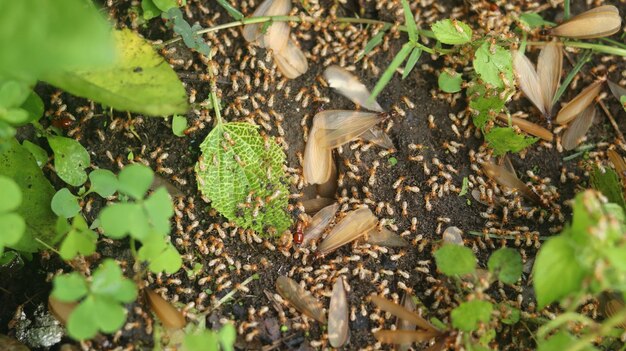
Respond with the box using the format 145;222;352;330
172;114;188;137
51;259;138;340
0;176;25;255
184;323;236;351
56;216;97;261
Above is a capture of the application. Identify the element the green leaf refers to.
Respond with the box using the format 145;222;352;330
0;80;31;108
467;80;506;129
67;296;100;340
0;0;114;79
0;139;57;252
143;187;174;236
402;47;422;79
90;259;137;303
357;25;390;61
519;13;555;29
487;248;522;284
185;331;220;351
621;96;626;112
499;303;520;325
195;122;292;234
172;114;188;137
59;216;97;260
451;300;493;332
99;203;150;240
216;0;244;20
590;165;626;211
118;164;154;200
141;0;161;20
438;70;462;93
0;213;25;256
89;169;118;198
0;175;22;212
52;272;88;302
163;8;211;56
431;19;472;45
537;331;598;351
51;188;81;218
400;0;418;43
153;0;183;12
22;140;48;168
473;42;513;89
459;177;469;196
48;136;90;186
19;91;44;125
370;42;413;101
484;127;538;156
43;29;189;117
92;297;127;333
533;235;587;308
434;244;476;276
218;324;237;351
138;234;181;274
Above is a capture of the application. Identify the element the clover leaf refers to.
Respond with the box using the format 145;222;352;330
434;244;477;276
59;216;97;260
138;232;182;274
0;176;25;255
51;188;81;218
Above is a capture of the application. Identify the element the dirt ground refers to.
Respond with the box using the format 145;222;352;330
1;0;626;350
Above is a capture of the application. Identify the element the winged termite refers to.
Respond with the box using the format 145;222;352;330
481;162;541;204
48;296;77;325
328;276;349;348
303;114;333;184
365;226;409;247
316;207;378;256
397;294;418;351
608;80;626;108
275;276;326;323
360;126;395;149
273;39;309;79
369;295;439;333
323;65;384;113
512;42;562;120
496;115;554;142
314;110;385;149
549;5;622;39
242;0;291;48
561;105;596;150
555;79;604;125
301;202;339;247
145;289;186;330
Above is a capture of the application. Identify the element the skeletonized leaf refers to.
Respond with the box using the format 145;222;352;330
301;202;339;247
555;79;603;125
360;127;395;149
317;207;377;256
513;51;545;117
328;277;349;348
549;5;622;39
314;110;384;149
370;295;438;333
497;115;553;142
242;0;291;47
562;105;595;150
365;226;409;247
373;330;440;345
323;66;383;112
273;39;308;79
146;289;186;330
537;42;562;116
303;115;333;184
481;162;541;204
275;276;326;323
301;197;335;214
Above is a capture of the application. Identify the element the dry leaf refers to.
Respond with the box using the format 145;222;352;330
48;296;77;325
275;276;326;323
550;5;622;39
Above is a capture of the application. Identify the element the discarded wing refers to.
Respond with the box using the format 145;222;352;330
275;276;327;323
317;207;378;256
561;105;595;150
301;202;339;247
48;296;77;325
301;197;335;214
601;294;626;329
360;126;395;149
242;0;291;48
497;115;554;142
369;295;438;333
481;162;541;204
398;294;418;351
314;110;385;149
303;114;334;184
512;42;562;119
555;79;603;125
442;226;463;246
323;65;384;112
608;150;626;188
608;80;626;108
328;277;349;348
274;39;309;79
316;161;338;198
373;330;441;345
145;289;186;330
549;5;622;39
365;226;409;247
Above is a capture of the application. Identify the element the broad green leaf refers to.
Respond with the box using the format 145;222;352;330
43;29;188;117
473;42;513;89
143;187;174;236
195;122;291;234
0;139;57;252
99;203;150;240
0;0;114;79
0;80;30;107
118;164;154;200
484;127;537;156
499;303;520;325
18;91;44;125
91;259;137;302
590;165;626;211
141;0;161;20
469;84;505;129
0;213;25;255
519;13;555;29
219;324;237;351
370;42;413;101
138;234;181;274
67;296;100;340
48;136;90;186
185;331;220;351
438;70;462;93
451;300;493;332
92;297;127;333
52;272;88;302
89;169;118;198
400;0;418;43
537;331;598;351
153;0;183;12
216;0;244;20
402;47;422;79
487;248;523;284
533;235;587;308
172;114;188;137
621;96;626;112
59;216;97;260
51;188;80;218
0;175;21;212
431;19;472;45
434;244;476;276
22;140;48;168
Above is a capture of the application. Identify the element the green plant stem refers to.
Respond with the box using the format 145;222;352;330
566;307;626;351
563;0;570;20
552;50;592;106
35;238;61;255
211;273;259;311
130;238;138;259
563;143;596;161
600;38;626;50
528;41;626;57
160;15;437;47
536;312;596;339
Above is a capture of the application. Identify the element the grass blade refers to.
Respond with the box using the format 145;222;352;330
402;46;422;79
370;42;413;101
216;0;244;20
400;0;418;43
551;50;592;106
357;24;391;61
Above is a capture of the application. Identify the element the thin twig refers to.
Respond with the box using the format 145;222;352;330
598;98;625;144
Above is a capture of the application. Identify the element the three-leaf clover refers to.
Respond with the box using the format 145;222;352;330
487;248;523;284
138;232;182;274
0;176;25;255
58;216;98;260
451;300;493;332
51;259;137;340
